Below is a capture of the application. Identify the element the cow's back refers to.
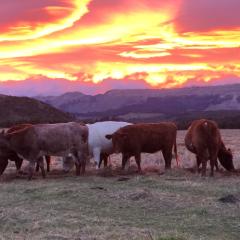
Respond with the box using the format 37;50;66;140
119;122;177;153
7;122;88;157
185;119;221;153
34;122;88;150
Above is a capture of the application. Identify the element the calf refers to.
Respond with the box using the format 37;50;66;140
106;122;179;172
185;119;234;177
0;122;88;180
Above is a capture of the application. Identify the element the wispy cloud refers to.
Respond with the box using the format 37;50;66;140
0;0;239;95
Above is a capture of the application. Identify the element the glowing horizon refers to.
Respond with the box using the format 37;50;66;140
0;0;240;94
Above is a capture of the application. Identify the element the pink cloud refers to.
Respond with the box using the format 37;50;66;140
176;0;240;32
0;0;74;34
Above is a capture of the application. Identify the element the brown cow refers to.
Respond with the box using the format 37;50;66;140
6;124;51;173
185;119;234;177
105;122;179;172
0;122;88;180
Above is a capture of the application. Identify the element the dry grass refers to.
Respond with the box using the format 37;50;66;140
0;130;240;240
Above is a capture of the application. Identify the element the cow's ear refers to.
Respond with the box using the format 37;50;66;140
105;134;112;140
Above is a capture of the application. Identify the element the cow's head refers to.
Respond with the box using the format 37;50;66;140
218;147;235;171
105;132;128;153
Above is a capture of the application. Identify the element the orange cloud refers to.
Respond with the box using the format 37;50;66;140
0;0;239;95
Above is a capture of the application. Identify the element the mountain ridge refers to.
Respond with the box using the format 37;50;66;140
35;83;240;114
0;94;74;127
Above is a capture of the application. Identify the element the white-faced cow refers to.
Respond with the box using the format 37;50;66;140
0;122;88;180
62;121;131;171
185;119;234;177
105;122;179;172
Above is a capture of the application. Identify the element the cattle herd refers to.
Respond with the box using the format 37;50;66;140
0;119;235;181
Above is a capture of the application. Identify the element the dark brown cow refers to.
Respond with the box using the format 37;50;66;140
185;119;234;177
106;122;179;172
6;124;51;173
0;147;23;175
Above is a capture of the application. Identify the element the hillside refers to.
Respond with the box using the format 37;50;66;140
35;84;240;128
0;94;74;127
36;84;240;114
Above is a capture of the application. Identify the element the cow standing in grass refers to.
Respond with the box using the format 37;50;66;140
106;122;179;172
0;122;88;180
185;119;234;177
5;123;51;173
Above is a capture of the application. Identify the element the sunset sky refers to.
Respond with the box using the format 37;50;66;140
0;0;240;95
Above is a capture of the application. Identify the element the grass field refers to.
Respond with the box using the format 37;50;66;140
0;130;240;240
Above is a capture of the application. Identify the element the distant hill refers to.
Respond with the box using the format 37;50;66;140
0;94;74;127
35;84;240;129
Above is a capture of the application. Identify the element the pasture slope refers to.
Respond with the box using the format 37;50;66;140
0;130;240;240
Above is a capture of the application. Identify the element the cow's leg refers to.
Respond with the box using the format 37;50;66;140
104;154;109;168
45;155;51;172
162;149;172;170
81;158;86;174
93;148;101;169
134;153;142;173
35;163;40;172
77;151;87;175
215;160;219;172
200;156;207;177
98;153;104;168
196;149;208;177
15;157;23;173
28;161;36;180
196;156;201;173
121;153;129;170
0;158;8;175
72;153;81;176
209;153;218;177
75;162;81;176
37;157;46;178
98;153;108;169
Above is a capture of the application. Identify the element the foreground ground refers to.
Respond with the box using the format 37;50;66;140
0;130;240;240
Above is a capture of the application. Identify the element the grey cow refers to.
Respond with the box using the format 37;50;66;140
0;122;88;180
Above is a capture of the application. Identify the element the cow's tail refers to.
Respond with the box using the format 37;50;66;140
174;138;180;167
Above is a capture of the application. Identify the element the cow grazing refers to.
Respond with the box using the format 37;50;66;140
105;122;178;172
5;124;51;173
185;119;234;177
62;121;131;172
0;122;88;180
